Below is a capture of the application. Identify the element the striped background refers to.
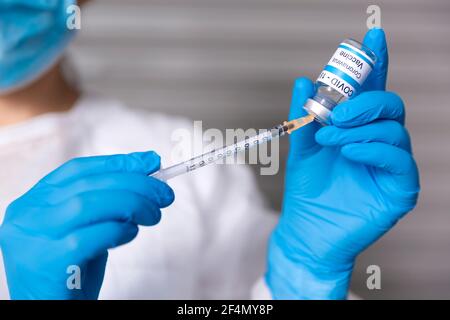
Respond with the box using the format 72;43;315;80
71;0;450;299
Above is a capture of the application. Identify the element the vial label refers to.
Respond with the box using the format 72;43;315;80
317;42;375;98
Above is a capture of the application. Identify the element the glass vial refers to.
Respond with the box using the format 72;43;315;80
304;38;377;124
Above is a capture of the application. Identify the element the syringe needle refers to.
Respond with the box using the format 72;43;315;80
282;114;315;134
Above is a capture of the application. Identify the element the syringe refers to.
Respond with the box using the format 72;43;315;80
150;114;315;181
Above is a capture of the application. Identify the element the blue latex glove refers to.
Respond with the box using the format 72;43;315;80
0;151;174;299
266;28;420;299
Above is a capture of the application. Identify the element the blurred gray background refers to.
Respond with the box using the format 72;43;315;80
71;0;450;299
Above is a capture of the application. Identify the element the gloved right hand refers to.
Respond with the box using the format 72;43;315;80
0;151;174;300
266;29;420;299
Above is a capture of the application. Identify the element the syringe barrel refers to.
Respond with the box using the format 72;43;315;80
150;163;188;181
151;125;285;181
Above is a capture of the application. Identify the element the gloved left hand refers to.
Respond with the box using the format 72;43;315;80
266;28;420;299
0;151;174;299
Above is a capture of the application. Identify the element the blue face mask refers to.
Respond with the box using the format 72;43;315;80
0;0;77;94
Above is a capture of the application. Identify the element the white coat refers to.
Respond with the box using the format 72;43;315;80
0;93;277;299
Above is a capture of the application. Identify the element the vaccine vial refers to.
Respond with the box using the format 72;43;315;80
304;39;377;124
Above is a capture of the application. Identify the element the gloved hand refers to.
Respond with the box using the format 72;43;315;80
0;151;174;300
266;28;420;299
